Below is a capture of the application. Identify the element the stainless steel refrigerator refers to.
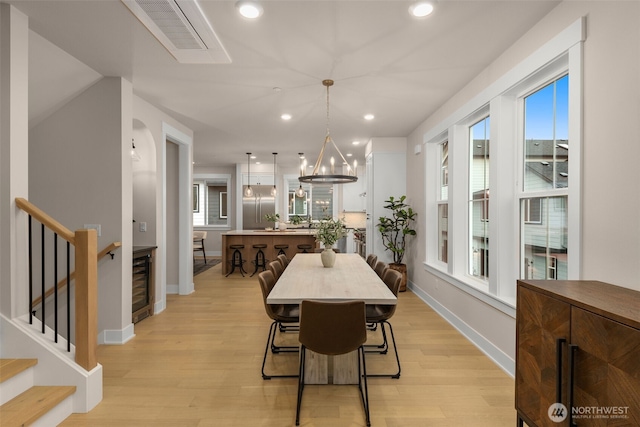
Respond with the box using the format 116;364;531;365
242;185;276;230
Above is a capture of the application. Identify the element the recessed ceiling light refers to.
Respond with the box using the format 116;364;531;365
352;141;360;145
409;2;434;18
346;153;353;157
236;1;263;19
281;113;292;120
364;114;375;121
255;161;261;165
250;155;256;159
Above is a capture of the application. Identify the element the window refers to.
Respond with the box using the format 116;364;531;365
520;75;569;280
469;117;490;280
193;174;231;227
438;141;449;263
423;19;582;309
287;178;335;220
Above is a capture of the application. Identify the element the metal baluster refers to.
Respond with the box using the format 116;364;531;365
67;242;71;352
28;215;33;325
54;233;58;342
41;223;45;334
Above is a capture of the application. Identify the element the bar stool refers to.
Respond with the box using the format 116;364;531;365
251;243;268;277
226;244;247;277
297;244;313;253
274;244;289;256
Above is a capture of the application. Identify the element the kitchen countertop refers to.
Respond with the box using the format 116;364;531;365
223;229;316;236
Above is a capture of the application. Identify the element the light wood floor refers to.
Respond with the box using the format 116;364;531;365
61;260;517;427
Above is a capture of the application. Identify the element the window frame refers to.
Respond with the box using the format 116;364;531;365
422;18;583;313
193;173;232;229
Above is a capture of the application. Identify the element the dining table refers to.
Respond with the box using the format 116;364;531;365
267;253;397;384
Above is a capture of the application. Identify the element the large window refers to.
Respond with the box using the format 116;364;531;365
287;178;334;220
193;175;231;227
423;19;582;309
469;117;490;280
438;141;449;263
520;75;569;280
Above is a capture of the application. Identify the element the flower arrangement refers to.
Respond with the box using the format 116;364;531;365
313;217;348;247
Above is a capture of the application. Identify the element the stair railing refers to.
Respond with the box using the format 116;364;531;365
15;197;105;371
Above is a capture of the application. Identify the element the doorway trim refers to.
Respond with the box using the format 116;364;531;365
160;122;193;304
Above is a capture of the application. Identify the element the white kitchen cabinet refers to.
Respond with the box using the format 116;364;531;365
341;166;366;212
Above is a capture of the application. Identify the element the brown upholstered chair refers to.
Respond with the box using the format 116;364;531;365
373;260;387;279
295;300;370;426
366;254;377;269
268;260;284;281
277;254;290;270
365;268;402;379
257;270;299;379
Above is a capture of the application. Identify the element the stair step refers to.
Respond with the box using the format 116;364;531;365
0;385;76;426
0;359;38;383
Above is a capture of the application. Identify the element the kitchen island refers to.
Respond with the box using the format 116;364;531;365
221;229;318;276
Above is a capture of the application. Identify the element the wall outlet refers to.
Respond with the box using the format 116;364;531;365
84;224;101;236
139;222;147;232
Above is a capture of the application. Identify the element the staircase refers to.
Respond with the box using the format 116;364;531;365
0;359;76;426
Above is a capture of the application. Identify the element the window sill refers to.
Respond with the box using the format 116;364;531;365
423;262;516;318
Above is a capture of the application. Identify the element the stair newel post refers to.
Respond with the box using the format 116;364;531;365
74;228;98;371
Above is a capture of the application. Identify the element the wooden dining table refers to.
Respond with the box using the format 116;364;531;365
267;253;397;384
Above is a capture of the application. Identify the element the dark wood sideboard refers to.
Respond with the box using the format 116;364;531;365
515;280;640;427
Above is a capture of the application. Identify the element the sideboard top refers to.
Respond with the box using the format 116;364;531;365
517;280;640;329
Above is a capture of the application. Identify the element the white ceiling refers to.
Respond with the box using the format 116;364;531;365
11;0;560;169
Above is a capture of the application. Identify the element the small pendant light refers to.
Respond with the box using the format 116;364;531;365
244;152;254;197
296;153;306;198
270;152;277;196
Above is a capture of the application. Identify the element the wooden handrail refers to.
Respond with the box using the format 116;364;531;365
16;198;99;371
31;241;122;307
16;198;75;244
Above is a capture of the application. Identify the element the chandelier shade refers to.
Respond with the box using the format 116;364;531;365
299;79;358;185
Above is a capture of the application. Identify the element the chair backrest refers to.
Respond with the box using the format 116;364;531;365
382;269;402;296
366;254;377;269
299;300;366;356
193;230;207;241
257;270;277;319
277;254;289;269
268;260;284;281
374;261;387;279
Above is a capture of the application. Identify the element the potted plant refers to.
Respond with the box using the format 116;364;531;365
313;217;348;268
377;195;417;291
263;213;280;230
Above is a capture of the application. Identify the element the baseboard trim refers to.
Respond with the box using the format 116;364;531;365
407;281;515;378
98;322;135;345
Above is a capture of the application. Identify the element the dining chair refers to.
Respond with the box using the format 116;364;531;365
277;253;290;270
268;260;284;281
193;231;207;264
373;260;387;279
257;270;299;380
296;300;370;426
366;254;377;269
364;268;402;379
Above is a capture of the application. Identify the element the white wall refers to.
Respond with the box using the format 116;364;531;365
29;77;133;343
132;121;157;247
405;1;640;375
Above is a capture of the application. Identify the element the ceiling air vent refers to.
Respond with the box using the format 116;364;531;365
121;0;231;64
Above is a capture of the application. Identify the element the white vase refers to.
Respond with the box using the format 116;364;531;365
279;222;287;230
320;247;336;268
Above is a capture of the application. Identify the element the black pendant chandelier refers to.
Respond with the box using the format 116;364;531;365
299;79;358;185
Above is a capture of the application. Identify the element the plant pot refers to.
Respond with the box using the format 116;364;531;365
278;222;287;230
388;263;407;292
320;247;336;268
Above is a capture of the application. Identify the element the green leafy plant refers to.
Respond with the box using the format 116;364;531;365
290;215;305;225
313;217;348;247
264;213;280;223
377;195;417;264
